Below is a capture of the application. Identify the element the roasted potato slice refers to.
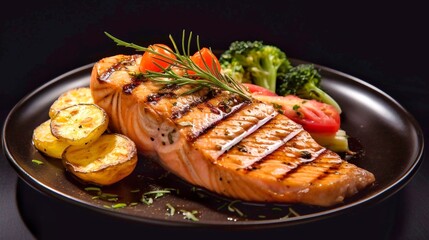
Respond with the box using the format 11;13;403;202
62;133;138;186
49;87;94;118
32;119;70;159
51;104;108;146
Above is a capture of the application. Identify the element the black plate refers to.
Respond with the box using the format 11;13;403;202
2;60;424;229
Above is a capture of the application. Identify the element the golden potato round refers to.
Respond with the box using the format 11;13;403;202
51;104;108;146
32;119;70;159
62;134;138;186
49;87;94;118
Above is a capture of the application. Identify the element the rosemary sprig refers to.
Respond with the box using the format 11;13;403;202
104;31;252;101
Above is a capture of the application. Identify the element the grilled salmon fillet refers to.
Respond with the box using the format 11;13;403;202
90;54;375;207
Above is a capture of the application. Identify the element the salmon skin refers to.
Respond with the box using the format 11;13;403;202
90;54;375;207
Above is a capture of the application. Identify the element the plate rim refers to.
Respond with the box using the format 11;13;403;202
2;59;425;228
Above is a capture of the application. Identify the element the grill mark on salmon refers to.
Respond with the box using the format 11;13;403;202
194;101;278;160
216;114;303;170
177;91;249;141
98;55;141;82
90;54;376;207
256;130;330;180
152;86;220;120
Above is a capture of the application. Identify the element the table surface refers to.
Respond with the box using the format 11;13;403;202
1;1;428;239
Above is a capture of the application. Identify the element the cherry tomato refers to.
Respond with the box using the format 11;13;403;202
189;48;221;74
253;94;341;133
243;83;278;96
139;44;176;73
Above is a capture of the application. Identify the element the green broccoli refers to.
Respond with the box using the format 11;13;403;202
220;59;249;84
277;64;342;113
220;41;291;93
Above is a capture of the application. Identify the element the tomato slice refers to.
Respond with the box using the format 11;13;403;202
243;83;278;96
253;94;341;133
139;44;176;73
189;48;221;74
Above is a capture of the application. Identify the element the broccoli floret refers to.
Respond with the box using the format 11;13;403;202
220;41;291;92
220;59;251;83
277;64;342;113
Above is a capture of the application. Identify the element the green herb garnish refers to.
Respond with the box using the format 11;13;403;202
31;159;44;165
143;189;175;198
140;188;176;205
180;210;199;221
166;203;176;216
288;207;300;217
140;196;154;205
280;207;301;219
227;200;244;217
111;203;127;209
105;31;251;101
292;104;300;111
84;187;101;192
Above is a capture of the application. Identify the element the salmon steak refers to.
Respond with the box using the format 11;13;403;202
90;54;375;207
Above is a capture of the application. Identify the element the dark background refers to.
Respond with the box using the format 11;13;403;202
1;1;427;239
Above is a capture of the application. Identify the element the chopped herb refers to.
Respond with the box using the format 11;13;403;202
141;196;154;205
85;187;122;202
280;207;300;219
272;102;283;110
130;189;141;193
181;210;199;221
166;203;176;216
103;205;111;209
227;200;244;217
112;203;127;209
292;104;303;118
129;202;139;206
143;189;175;199
100;193;118;198
258;215;266;218
217;202;227;211
84;187;101;192
31;159;44;165
129;72;146;81
140;188;176;205
272;207;283;211
292;104;300;111
288;207;300;217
